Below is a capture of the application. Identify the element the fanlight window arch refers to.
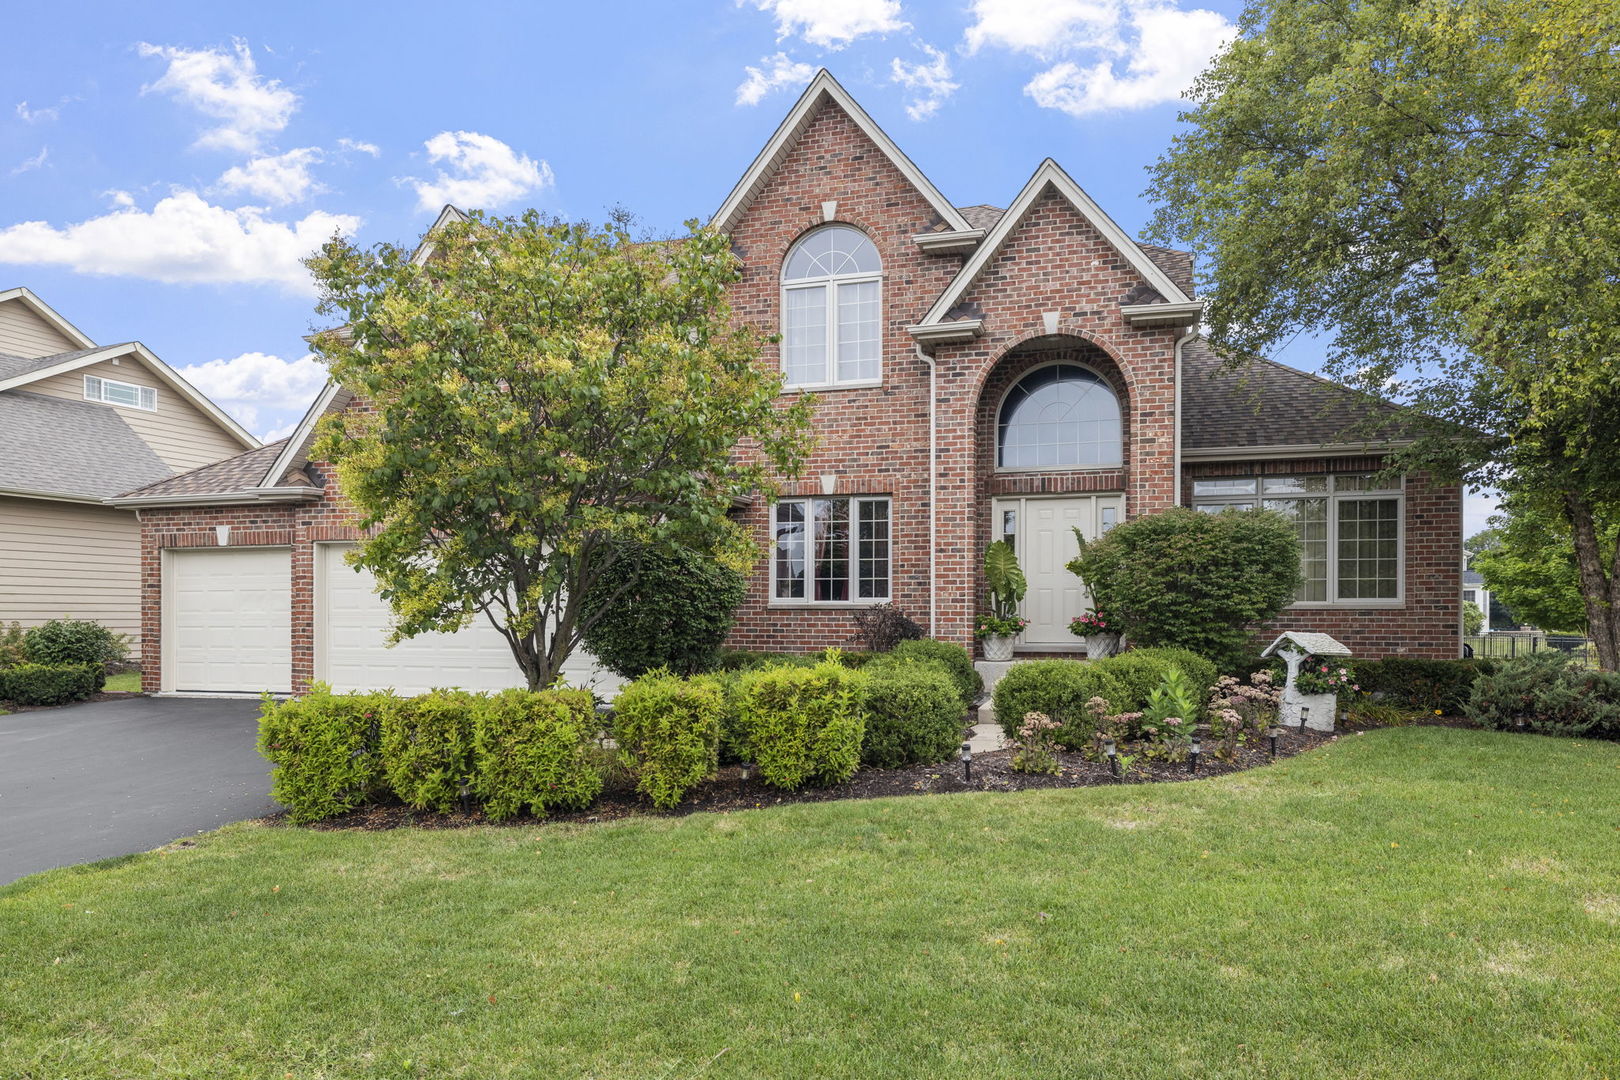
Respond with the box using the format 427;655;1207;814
781;225;882;388
997;364;1123;469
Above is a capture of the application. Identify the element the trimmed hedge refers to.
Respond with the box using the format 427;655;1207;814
472;689;603;821
0;662;105;706
613;670;724;808
1355;657;1499;714
579;542;747;678
735;661;866;789
258;686;391;824
1466;652;1620;737
1102;647;1218;715
888;638;982;707
378;689;478;813
991;660;1126;749
860;661;964;768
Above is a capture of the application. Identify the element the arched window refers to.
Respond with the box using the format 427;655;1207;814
997;364;1123;469
781;225;882;388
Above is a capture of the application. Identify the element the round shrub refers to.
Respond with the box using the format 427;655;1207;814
378;689;478;813
1068;507;1302;671
735;660;866;789
258;685;393;824
0;662;105;706
860;661;964;768
888;638;982;707
23;619;129;669
1466;652;1620;737
1092;652;1174;713
1108;647;1219;714
613;670;724;808
580;541;746;678
472;688;603;820
991;660;1126;749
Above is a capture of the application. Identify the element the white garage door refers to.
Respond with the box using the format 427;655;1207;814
167;546;292;693
316;544;618;696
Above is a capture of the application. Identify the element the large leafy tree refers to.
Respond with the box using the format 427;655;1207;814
307;211;814;689
1470;494;1593;633
1148;0;1620;665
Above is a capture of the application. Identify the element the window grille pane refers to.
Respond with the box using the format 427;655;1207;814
103;381;141;407
813;498;850;602
139;386;157;410
836;280;880;382
857;500;890;599
1336;498;1399;599
1265;497;1329;602
774;501;806;599
1195;501;1254;512
783;286;827;386
1261;475;1327;495
997;365;1122;468
1192;478;1258;496
84;375;103;401
784;226;879;280
1335;473;1400;492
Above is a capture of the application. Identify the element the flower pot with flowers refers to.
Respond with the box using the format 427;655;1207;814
977;540;1027;661
1068;610;1121;659
1289;656;1359;732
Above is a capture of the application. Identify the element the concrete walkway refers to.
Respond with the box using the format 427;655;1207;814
0;696;272;886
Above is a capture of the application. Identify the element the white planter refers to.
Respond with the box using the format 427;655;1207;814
1282;691;1336;732
1084;633;1121;659
982;634;1015;661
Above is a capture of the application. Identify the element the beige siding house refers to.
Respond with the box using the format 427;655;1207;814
0;288;258;656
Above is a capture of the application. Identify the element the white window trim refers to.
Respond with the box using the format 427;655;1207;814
780;235;884;391
1192;474;1406;608
768;495;893;607
84;373;157;411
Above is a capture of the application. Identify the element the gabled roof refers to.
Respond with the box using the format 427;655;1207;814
111;437;319;505
0;346;107;382
412;204;469;265
0;340;259;451
1179;338;1411;456
911;159;1198;339
0;287;97;350
712;70;972;237
0;390;171;500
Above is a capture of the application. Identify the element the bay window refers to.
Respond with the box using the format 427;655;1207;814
1193;473;1403;604
773;496;891;603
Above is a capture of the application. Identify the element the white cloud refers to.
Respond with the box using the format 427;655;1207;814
1022;4;1233;115
104;189;137;208
0;190;360;292
216;146;324;205
176;350;328;437
740;0;906;48
10;147;48;175
137;39;298;153
890;44;958;120
406;131;552;212
736;53;817;106
338;137;381;157
15;100;63;124
964;0;1122;60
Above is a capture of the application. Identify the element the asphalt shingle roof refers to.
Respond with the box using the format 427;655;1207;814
1180;339;1407;451
0;346;111;382
0;390;173;498
117;439;315;500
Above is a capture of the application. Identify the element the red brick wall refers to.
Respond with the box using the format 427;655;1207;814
1183;457;1462;659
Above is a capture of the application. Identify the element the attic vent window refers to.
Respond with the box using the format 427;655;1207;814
85;374;157;411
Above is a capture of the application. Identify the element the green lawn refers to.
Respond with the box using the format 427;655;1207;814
102;671;140;693
3;728;1617;1079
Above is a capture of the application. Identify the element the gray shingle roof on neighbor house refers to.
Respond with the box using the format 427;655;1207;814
0;390;173;498
117;438;316;500
1179;339;1407;452
0;346;111;382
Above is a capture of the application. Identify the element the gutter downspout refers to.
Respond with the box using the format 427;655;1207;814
914;341;938;637
1172;325;1198;508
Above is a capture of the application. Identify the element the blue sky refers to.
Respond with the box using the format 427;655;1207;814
0;0;1494;530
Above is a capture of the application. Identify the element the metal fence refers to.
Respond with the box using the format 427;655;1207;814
1464;633;1596;666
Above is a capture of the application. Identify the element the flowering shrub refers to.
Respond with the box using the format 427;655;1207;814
1068;610;1118;637
976;613;1029;639
1294;657;1359;696
1009;711;1063;775
1083;696;1143;740
1206;671;1283;758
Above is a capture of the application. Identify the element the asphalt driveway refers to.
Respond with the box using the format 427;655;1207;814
0;696;274;886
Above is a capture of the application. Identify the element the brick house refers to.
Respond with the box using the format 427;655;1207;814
115;72;1461;696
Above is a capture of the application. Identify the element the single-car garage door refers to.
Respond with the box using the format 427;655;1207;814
316;544;617;696
166;546;292;693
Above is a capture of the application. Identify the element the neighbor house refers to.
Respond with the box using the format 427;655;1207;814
0;288;258;656
121;71;1462;696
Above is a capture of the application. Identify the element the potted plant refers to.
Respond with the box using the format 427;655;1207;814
1289;656;1358;731
977;540;1027;661
1068;609;1121;659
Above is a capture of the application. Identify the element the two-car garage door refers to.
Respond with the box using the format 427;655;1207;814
164;543;615;695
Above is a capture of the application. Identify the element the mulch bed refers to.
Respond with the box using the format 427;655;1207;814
0;690;143;713
302;724;1351;833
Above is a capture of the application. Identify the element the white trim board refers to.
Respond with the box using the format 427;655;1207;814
913;159;1195;333
0;287;97;349
711;69;971;237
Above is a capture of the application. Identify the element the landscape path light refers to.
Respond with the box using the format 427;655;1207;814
1102;736;1119;779
1266;725;1282;760
1189;726;1204;773
960;741;973;782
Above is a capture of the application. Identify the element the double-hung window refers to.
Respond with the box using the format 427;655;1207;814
772;496;891;603
84;374;156;411
1193;473;1403;603
781;226;882;389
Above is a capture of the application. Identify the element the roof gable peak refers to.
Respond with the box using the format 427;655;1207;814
0;286;97;350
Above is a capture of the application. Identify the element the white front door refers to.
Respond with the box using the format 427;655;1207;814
991;494;1124;648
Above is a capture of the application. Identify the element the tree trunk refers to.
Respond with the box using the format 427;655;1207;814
1561;491;1620;670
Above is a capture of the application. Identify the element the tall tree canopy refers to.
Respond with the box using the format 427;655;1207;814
1148;0;1620;665
307;211;814;689
1470;494;1593;634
